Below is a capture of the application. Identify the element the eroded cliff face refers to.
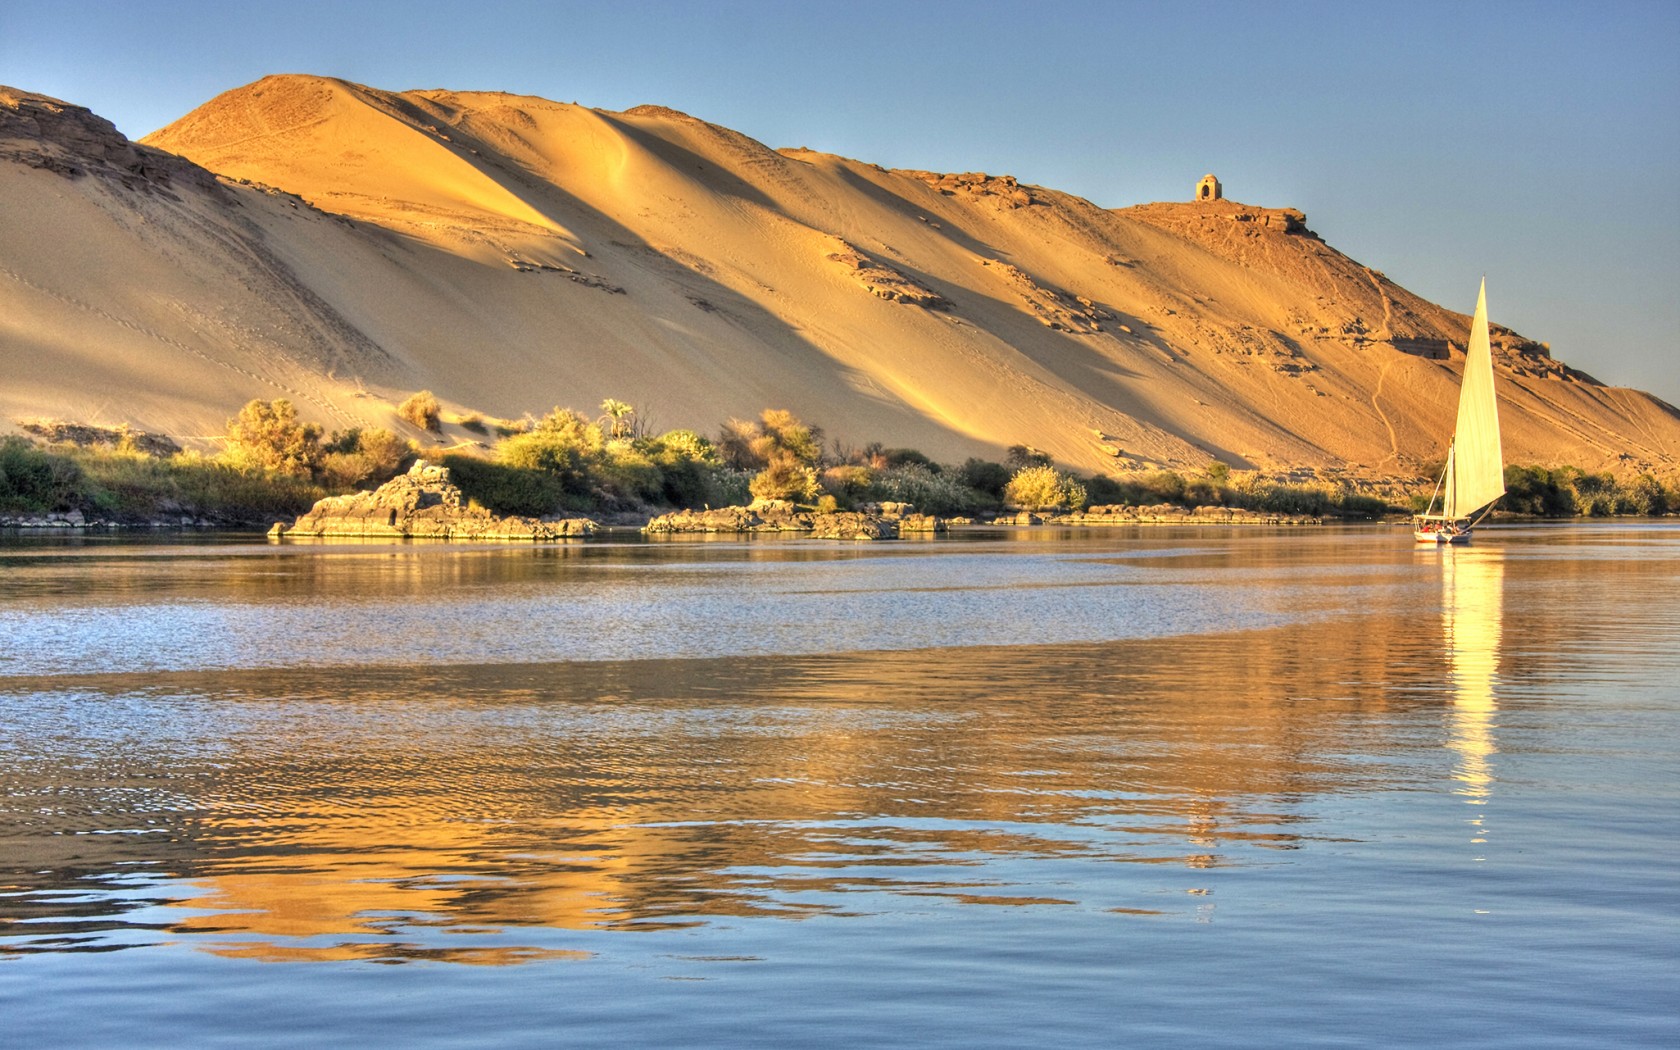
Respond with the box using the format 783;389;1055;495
3;76;1677;481
0;87;219;193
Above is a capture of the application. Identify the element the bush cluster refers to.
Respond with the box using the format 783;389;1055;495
397;390;442;432
445;402;743;515
1500;465;1677;517
1079;467;1396;518
221;399;415;491
1;398;412;523
1;436;84;512
1;436;325;522
1004;465;1088;511
14;393;1679;526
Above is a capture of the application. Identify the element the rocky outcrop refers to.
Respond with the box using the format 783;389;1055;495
1;86;221;195
644;502;918;539
643;502;813;534
826;240;949;308
1040;503;1319;526
1126;199;1312;239
809;512;896;540
274;460;598;540
900;170;1039;209
898;513;947;533
979;259;1111;334
1;508;92;528
17;419;181;457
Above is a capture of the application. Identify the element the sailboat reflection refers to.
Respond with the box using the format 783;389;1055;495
1441;546;1505;843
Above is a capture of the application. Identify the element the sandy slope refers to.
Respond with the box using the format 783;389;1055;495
4;76;1677;479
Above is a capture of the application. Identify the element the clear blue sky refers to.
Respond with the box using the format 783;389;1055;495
5;0;1677;400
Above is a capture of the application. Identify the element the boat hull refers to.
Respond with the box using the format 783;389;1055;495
1414;517;1472;544
1415;527;1471;544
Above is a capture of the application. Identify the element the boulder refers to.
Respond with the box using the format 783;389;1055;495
275;460;598;541
644;506;764;533
810;512;897;540
644;503;816;534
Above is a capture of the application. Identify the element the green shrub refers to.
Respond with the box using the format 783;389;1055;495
706;468;752;508
749;456;820;502
820;464;875;506
441;453;568;516
759;408;822;465
0;436;83;512
958;458;1011;500
596;439;665;504
319;427;413;490
1624;474;1669;516
718;409;822;472
497;408;603;493
166;453;324;520
398;390;442;432
645;430;730;507
878;447;937;471
1082;474;1126;507
1337;493;1391;519
223;399;322;478
868;463;978;514
1005;465;1087;511
1006;444;1053;471
1141;470;1186;502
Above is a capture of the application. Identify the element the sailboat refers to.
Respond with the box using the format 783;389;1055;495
1415;279;1504;543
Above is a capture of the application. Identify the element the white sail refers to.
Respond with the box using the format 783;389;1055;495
1441;444;1459;518
1448;280;1505;517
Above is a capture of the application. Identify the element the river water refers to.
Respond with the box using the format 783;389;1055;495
1;524;1676;1048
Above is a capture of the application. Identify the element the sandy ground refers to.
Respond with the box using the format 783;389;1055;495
3;76;1675;479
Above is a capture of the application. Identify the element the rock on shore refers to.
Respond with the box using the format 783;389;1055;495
274;460;598;541
642;504;811;534
644;501;946;540
1042;503;1319;526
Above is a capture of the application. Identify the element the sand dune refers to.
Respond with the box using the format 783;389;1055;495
3;76;1676;478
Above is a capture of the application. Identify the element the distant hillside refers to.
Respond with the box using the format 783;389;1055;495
3;76;1676;479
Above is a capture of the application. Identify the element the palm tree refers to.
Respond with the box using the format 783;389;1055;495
599;398;634;439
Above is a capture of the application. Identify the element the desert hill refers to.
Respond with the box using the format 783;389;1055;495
4;75;1677;480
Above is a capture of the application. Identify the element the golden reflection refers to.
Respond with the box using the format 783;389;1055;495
3;604;1472;963
1441;546;1505;840
170;809;658;962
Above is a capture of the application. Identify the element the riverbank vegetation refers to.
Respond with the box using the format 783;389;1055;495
4;398;1677;525
1499;464;1677;517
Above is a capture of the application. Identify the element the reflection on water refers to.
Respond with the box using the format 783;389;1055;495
2;627;1430;963
2;526;1678;1048
0;538;1302;674
1443;548;1504;843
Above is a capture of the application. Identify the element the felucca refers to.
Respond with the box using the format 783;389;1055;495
1415;279;1504;543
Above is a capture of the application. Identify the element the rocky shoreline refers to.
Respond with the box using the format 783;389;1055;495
0;509;236;529
5;468;1328;538
644;501;948;540
1004;503;1321;527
